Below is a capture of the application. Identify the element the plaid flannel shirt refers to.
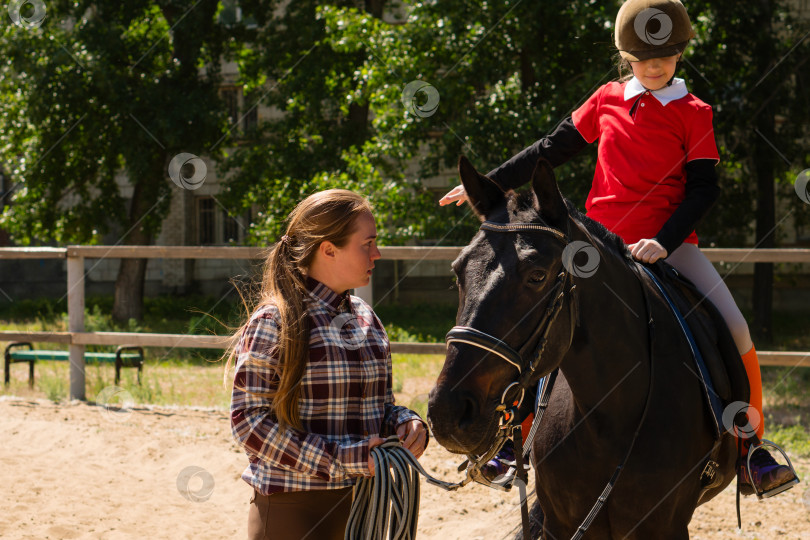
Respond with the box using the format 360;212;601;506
230;277;425;494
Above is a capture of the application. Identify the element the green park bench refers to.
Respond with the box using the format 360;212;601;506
4;342;144;388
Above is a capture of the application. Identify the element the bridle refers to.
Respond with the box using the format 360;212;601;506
444;219;578;482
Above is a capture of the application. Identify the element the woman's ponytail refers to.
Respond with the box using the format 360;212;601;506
264;234;309;431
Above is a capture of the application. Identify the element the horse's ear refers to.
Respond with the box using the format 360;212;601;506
531;158;567;227
459;155;505;219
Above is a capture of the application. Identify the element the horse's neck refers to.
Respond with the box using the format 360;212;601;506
558;227;651;416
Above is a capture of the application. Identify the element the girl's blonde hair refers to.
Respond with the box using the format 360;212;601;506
614;52;634;82
226;189;373;430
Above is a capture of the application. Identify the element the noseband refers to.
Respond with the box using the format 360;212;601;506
445;219;578;471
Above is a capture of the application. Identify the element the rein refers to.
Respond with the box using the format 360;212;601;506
442;218;658;539
569;262;656;539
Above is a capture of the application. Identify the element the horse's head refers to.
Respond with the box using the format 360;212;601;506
427;156;578;455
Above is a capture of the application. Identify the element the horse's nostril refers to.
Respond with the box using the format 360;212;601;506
458;394;478;429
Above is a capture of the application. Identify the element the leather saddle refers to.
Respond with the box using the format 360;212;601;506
644;260;750;430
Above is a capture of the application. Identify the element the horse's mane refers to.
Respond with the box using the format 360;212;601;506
505;189;633;265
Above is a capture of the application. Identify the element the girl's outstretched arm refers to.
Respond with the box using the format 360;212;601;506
439;117;588;205
485;116;588;192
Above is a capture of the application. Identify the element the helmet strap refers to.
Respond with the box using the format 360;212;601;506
666;66;678;86
667;54;684;87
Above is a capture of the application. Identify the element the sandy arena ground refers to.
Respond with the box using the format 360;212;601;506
1;396;809;540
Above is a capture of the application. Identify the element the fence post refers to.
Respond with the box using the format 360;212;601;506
67;249;85;400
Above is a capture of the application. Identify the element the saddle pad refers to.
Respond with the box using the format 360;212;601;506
641;264;749;440
647;261;750;407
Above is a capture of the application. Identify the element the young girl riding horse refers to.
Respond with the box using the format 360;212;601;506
440;0;796;497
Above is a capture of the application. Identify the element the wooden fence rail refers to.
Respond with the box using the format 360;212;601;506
3;245;810;262
1;245;809;399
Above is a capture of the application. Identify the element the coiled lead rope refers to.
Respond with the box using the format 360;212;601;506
346;436;454;540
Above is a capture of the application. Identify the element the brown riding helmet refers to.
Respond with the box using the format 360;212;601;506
615;0;696;61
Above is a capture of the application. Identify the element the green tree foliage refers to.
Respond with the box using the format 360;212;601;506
2;0;807;335
220;0;619;245
0;0;232;320
687;0;810;245
216;0;428;245
227;0;808;337
225;1;807;246
686;0;810;340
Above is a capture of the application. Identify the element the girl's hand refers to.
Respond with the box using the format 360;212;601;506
439;185;467;206
629;239;668;263
396;419;428;459
367;436;386;475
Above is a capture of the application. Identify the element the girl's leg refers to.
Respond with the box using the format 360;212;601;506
665;243;752;353
665;243;762;439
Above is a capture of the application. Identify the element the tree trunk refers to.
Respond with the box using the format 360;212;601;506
112;258;148;322
112;179;157;323
519;46;537;92
752;129;775;343
347;101;369;144
751;0;776;345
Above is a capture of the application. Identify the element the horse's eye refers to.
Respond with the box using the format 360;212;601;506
528;272;546;284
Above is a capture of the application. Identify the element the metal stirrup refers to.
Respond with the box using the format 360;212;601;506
746;439;800;499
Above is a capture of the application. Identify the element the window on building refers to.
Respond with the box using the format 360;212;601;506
198;198;216;245
221;87;239;128
219;0;256;27
197;196;244;245
223;213;241;244
243;99;258;132
219;86;259;134
219;0;239;25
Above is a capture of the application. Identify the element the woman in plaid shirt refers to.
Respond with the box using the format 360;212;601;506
228;189;428;540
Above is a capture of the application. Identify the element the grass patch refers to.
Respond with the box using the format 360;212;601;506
375;303;457;343
408;393;430;421
391;353;445;394
1;353;444;411
392;353;445;380
391;354;445;419
2;359;233;409
765;423;810;458
762;364;810;413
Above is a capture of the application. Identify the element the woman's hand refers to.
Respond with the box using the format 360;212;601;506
439;185;467;206
396;419;429;459
628;239;668;263
366;436;386;475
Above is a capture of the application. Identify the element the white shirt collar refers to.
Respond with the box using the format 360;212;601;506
624;77;688;107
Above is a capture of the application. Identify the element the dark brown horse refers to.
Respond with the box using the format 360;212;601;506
427;157;739;538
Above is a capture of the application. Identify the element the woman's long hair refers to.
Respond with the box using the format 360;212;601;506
226;189;373;430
